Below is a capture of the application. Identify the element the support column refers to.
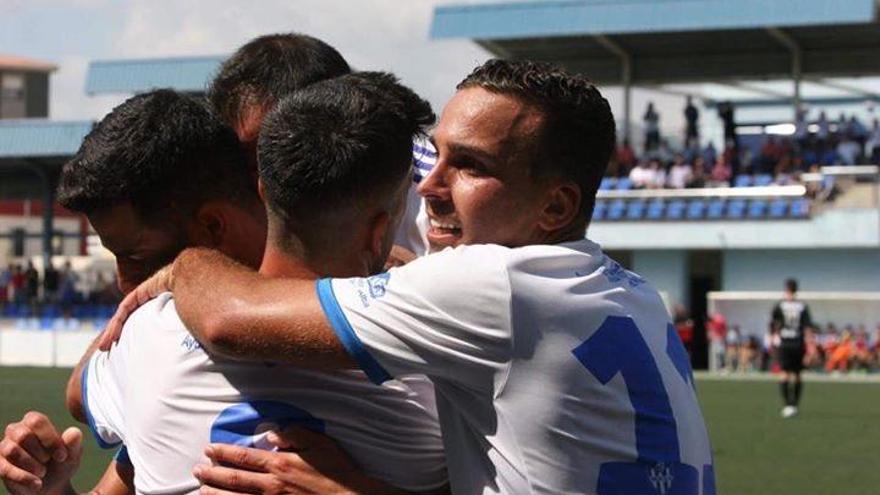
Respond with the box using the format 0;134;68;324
594;34;633;144
767;28;802;121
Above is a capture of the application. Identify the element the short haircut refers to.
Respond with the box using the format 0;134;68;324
208;33;351;128
258;72;434;239
457;59;616;220
57;89;257;221
785;278;798;293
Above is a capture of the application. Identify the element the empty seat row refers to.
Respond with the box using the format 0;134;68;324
601;174;780;191
1;303;117;319
593;198;811;222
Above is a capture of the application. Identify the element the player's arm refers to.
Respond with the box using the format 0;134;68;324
66;335;103;423
145;247;353;369
770;303;783;332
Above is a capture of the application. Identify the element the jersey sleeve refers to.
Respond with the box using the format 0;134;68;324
81;347;127;449
316;245;514;391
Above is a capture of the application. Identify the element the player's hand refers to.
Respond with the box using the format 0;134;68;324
99;263;173;351
384;245;417;270
0;412;83;495
194;427;404;495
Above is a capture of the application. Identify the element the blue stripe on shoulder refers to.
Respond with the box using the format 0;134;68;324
315;279;392;385
81;358;122;449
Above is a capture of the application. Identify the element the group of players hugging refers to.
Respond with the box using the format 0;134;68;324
0;33;715;495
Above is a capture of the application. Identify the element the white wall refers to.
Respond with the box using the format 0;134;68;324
722;248;880;292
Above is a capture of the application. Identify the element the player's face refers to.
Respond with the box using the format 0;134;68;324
420;87;549;251
88;203;187;294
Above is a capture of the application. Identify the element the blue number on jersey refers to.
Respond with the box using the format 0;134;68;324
572;316;713;495
210;401;324;448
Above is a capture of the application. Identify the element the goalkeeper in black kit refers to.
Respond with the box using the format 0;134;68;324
772;278;813;418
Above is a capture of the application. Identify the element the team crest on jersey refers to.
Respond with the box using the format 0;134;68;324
602;257;646;288
648;462;674;494
181;335;202;353
351;273;392;308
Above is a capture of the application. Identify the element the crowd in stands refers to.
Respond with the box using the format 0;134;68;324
0;261;121;321
707;313;880;374
606;102;880;191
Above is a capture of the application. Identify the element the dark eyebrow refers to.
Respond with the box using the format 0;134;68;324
446;142;500;168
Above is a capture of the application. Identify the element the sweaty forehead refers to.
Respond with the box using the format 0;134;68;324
436;87;544;159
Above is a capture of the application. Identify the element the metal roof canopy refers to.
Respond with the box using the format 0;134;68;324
86;56;225;95
432;0;880;140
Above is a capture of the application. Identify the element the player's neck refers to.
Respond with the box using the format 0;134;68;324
258;245;321;280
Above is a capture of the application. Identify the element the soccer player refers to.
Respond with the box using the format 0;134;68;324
772;278;813;418
116;59;715;494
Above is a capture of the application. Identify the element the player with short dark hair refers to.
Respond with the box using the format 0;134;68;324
772;278;813;418
113;59;715;494
57;89;265;294
207;32;351;153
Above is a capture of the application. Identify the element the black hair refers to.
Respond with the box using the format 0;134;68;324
57;89;258;221
785;278;798;293
258;72;434;239
457;58;616;220
208;33;351;128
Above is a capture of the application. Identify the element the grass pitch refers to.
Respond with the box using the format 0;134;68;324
1;367;879;494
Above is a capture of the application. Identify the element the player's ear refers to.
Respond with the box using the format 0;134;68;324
367;211;392;267
191;202;228;248
537;181;581;233
257;177;267;203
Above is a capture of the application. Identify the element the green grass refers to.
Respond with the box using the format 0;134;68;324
1;367;879;494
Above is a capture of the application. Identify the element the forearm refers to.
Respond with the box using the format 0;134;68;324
170;247;353;368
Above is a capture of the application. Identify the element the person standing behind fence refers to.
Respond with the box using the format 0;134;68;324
772;278;813;418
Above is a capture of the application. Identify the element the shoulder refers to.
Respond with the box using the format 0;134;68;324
120;292;187;342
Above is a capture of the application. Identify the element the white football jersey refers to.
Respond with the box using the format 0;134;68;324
318;239;715;494
393;139;435;256
82;293;447;494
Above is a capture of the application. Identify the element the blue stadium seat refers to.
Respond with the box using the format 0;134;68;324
599;177;616;190
592;200;607;221
626;200;646;220
747;199;768;218
754;174;774;187
666;200;686;220
607;199;626;220
646;199;665;220
733;175;753;188
686;199;706;220
726;199;746;219
615;178;633;190
706;199;725;219
790;198;810;218
768;199;788;218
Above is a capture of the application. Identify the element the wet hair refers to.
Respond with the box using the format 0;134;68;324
457;58;616;220
258;72;434;241
208;33;351;128
57;89;257;222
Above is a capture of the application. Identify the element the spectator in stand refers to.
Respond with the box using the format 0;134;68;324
0;264;11;305
817;111;830;145
867;118;880;164
836;136;861;165
667;154;693;189
707;312;727;372
684;96;699;147
10;264;24;304
849;115;867;148
826;330;853;372
803;328;822;370
687;159;708;188
725;324;741;372
853;326;871;371
628;160;652;189
759;135;783;174
615;138;637;173
43;260;60;303
794;107;809;147
710;152;732;184
820;143;841;166
24;261;39;306
718;101;737;147
643;102;660;152
673;304;695;356
59;259;79;310
837;112;850;138
702;141;717;166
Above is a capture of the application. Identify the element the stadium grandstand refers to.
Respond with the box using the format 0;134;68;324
2;0;880;374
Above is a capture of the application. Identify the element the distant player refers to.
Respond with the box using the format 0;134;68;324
772;278;813;418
